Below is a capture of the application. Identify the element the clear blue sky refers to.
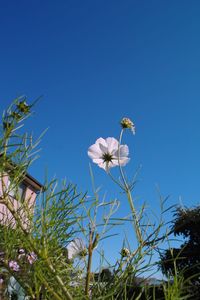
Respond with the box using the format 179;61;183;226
0;0;200;273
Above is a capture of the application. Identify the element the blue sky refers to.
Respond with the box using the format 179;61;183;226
1;0;200;273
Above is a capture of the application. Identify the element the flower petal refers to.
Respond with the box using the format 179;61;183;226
66;238;85;260
93;158;104;164
112;156;130;166
119;157;130;166
99;144;109;154
95;138;108;154
106;157;117;166
113;144;129;158
88;144;102;159
106;137;119;154
98;161;107;170
119;144;129;157
95;138;107;148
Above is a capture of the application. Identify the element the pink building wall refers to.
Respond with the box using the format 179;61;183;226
0;174;37;229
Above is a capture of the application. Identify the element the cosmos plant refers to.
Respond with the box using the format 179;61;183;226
0;100;175;300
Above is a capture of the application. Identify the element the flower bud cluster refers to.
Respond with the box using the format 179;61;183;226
3;97;30;132
120;247;131;258
120;117;135;134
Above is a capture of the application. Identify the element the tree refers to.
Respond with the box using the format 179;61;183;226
160;206;200;298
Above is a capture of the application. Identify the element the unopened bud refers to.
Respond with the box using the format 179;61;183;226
120;117;135;134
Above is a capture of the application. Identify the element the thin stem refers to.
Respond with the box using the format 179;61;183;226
85;228;94;297
4;198;73;300
107;170;124;190
46;258;73;300
118;129;143;246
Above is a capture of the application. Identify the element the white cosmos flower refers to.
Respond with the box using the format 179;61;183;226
66;238;87;260
88;137;130;171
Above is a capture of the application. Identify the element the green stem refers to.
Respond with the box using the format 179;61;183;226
85;230;93;297
118;129;143;246
126;188;143;245
107;170;124;190
4;199;73;300
46;258;73;300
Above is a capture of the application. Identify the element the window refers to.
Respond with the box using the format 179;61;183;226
18;182;27;201
7;179;27;201
7;178;15;198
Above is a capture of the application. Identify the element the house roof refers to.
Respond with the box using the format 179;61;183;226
23;172;43;192
0;154;43;192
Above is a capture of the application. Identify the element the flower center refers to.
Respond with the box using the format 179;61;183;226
102;153;113;163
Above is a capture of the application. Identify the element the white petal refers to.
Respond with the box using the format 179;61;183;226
66;238;85;260
95;138;108;154
101;159;119;169
109;162;118;169
93;158;104;164
88;144;102;159
97;161;108;171
95;138;107;148
99;143;108;154
113;144;129;158
106;137;119;154
119;157;130;166
119;144;129;157
112;156;130;167
67;247;76;260
110;158;119;167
